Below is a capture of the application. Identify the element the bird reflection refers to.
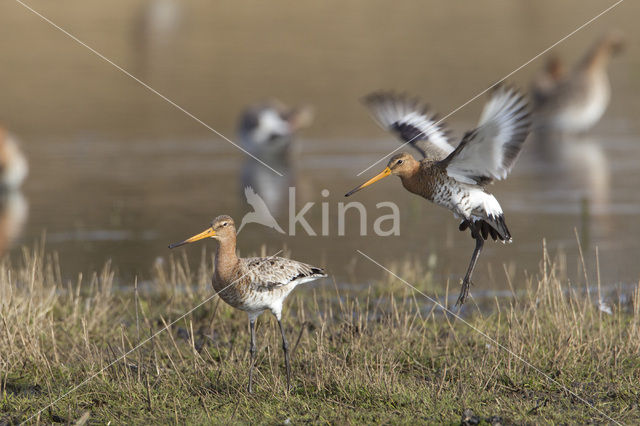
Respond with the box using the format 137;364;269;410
132;0;184;78
556;135;610;211
528;32;624;241
530;131;611;247
238;100;313;218
0;191;28;256
0;126;28;255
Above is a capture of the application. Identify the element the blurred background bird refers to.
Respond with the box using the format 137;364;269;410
0;126;28;191
0;126;28;256
132;0;184;78
531;30;625;135
238;100;314;217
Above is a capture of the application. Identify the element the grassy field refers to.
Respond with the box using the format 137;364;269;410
1;242;639;424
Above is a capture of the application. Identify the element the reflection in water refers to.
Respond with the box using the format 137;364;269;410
531;132;611;248
531;31;625;135
0;128;29;255
559;136;610;211
238;100;314;218
0;191;28;256
3;1;639;287
132;0;184;77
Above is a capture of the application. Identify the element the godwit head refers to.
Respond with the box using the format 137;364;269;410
168;215;235;249
345;152;419;196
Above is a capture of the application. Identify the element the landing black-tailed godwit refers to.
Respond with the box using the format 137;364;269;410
169;215;326;393
346;86;531;306
532;31;624;134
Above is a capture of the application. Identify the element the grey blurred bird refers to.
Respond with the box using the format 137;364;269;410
239;100;314;217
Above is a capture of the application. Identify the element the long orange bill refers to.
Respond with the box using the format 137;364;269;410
345;167;391;197
168;227;216;249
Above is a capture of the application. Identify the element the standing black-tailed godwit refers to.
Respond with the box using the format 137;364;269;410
169;215;326;393
346;86;531;306
532;31;624;134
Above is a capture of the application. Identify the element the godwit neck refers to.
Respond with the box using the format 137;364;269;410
214;233;239;287
390;154;423;194
579;32;624;73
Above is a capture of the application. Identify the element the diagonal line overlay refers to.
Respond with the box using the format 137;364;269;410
356;0;625;176
357;249;621;425
23;250;283;424
13;0;284;177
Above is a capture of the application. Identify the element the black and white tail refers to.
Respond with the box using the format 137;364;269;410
459;216;511;242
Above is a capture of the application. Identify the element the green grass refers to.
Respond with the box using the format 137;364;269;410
1;242;639;424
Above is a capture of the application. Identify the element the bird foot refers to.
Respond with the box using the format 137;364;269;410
455;278;473;307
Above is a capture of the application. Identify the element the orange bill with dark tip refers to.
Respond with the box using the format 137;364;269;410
168;227;216;249
345;167;391;197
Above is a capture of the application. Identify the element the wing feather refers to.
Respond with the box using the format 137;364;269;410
363;92;454;160
243;257;326;292
442;86;531;185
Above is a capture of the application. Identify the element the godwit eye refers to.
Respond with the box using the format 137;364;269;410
222;222;228;227
397;159;404;165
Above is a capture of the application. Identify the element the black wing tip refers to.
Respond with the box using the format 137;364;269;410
361;90;432;112
310;267;327;277
362;90;407;107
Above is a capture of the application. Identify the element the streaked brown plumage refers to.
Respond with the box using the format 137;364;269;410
346;86;531;306
169;215;326;393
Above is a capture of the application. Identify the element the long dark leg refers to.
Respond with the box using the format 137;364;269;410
456;228;485;307
277;319;291;392
248;319;257;393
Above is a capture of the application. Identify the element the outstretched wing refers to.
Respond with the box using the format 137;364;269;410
363;92;454;160
243;257;326;292
441;86;530;185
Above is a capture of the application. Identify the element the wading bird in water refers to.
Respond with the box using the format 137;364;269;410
239;100;314;216
532;31;624;134
0;126;28;190
169;215;326;393
346;86;531;306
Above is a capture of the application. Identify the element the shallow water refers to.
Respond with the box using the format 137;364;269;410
1;0;639;291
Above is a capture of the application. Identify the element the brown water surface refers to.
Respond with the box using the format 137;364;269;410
1;0;639;292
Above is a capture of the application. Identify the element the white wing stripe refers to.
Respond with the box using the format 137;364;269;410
445;87;530;185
